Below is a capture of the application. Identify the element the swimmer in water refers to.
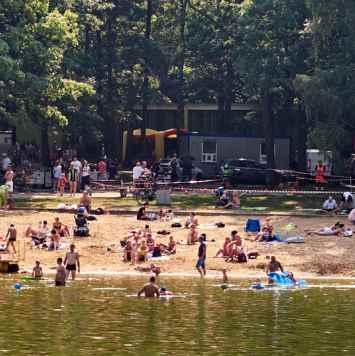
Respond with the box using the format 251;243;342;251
222;268;228;283
32;261;43;279
159;286;173;296
137;276;160;298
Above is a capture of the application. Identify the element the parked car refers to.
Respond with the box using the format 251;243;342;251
220;158;288;186
158;158;203;181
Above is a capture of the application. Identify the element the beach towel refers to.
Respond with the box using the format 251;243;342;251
284;236;305;244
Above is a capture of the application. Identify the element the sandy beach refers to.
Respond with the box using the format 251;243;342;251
0;210;353;279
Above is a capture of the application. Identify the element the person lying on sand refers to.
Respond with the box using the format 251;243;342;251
137;276;160;298
305;222;344;236
135;263;161;276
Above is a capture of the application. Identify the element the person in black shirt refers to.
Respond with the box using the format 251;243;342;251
196;234;207;277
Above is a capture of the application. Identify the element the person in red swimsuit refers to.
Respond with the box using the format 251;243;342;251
315;160;327;189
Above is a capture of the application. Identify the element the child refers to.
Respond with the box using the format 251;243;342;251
222;268;228;283
55;258;66;286
32;261;43;279
58;173;67;196
5;224;17;254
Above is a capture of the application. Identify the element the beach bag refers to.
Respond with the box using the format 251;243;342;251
93;208;105;215
171;222;182;228
237;252;247;263
245;219;261;233
74;226;90;237
343;229;353;237
215;222;225;228
86;215;97;221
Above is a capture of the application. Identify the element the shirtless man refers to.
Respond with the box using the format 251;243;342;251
266;256;284;274
32;261;43;279
64;244;80;280
187;224;198;245
55;258;66;286
137;276;160;298
5;224;17;254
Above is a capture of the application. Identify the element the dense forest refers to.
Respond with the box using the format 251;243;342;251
0;0;354;171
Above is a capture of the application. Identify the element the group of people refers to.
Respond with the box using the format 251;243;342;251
31;244;80;286
322;192;355;225
25;217;70;250
122;225;176;264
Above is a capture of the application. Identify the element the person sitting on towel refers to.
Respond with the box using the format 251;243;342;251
322;196;337;212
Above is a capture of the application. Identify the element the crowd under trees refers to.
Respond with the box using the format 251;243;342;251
0;0;354;172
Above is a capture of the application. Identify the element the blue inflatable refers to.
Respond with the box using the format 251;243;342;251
268;272;307;287
251;283;265;290
14;282;22;290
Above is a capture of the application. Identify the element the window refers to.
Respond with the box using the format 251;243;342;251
201;140;217;163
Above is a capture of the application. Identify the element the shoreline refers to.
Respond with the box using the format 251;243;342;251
17;268;355;281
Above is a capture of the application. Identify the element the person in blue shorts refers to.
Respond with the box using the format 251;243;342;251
196;235;207;277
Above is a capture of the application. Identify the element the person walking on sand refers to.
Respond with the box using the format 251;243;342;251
137;276;160;298
196;235;207;278
55;258;66;286
64;244;80;280
5;224;17;254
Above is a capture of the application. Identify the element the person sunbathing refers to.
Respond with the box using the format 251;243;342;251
53;217;70;237
146;234;155;252
48;229;60;251
79;191;91;213
226;236;246;262
166;236;176;254
185;212;198;228
306;222;344;236
123;241;133;262
136;240;148;262
215;237;231;257
187;224;198;245
255;219;274;241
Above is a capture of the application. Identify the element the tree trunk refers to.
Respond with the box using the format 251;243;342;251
41;122;50;166
262;91;275;168
176;0;188;131
297;105;307;171
141;0;153;152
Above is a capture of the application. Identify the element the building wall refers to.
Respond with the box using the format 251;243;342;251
185;135;290;175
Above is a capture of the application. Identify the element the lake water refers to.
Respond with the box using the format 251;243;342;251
0;276;355;355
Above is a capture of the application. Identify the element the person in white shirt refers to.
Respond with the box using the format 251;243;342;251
322;196;337;212
52;161;62;192
132;161;144;182
1;153;11;173
349;209;355;224
71;157;82;173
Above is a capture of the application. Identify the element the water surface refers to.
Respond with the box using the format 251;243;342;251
0;277;354;355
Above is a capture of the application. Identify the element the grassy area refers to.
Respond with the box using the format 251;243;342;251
14;193;323;212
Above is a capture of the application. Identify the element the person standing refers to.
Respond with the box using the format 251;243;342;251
170;154;179;182
1;153;11;175
68;163;79;196
55;258;66;286
137;276;160;298
4;166;14;193
315;160;327;189
196;235;207;278
132;161;144;182
81;160;90;191
52;161;62;193
97;159;107;180
64;244;80;280
5;224;17;254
